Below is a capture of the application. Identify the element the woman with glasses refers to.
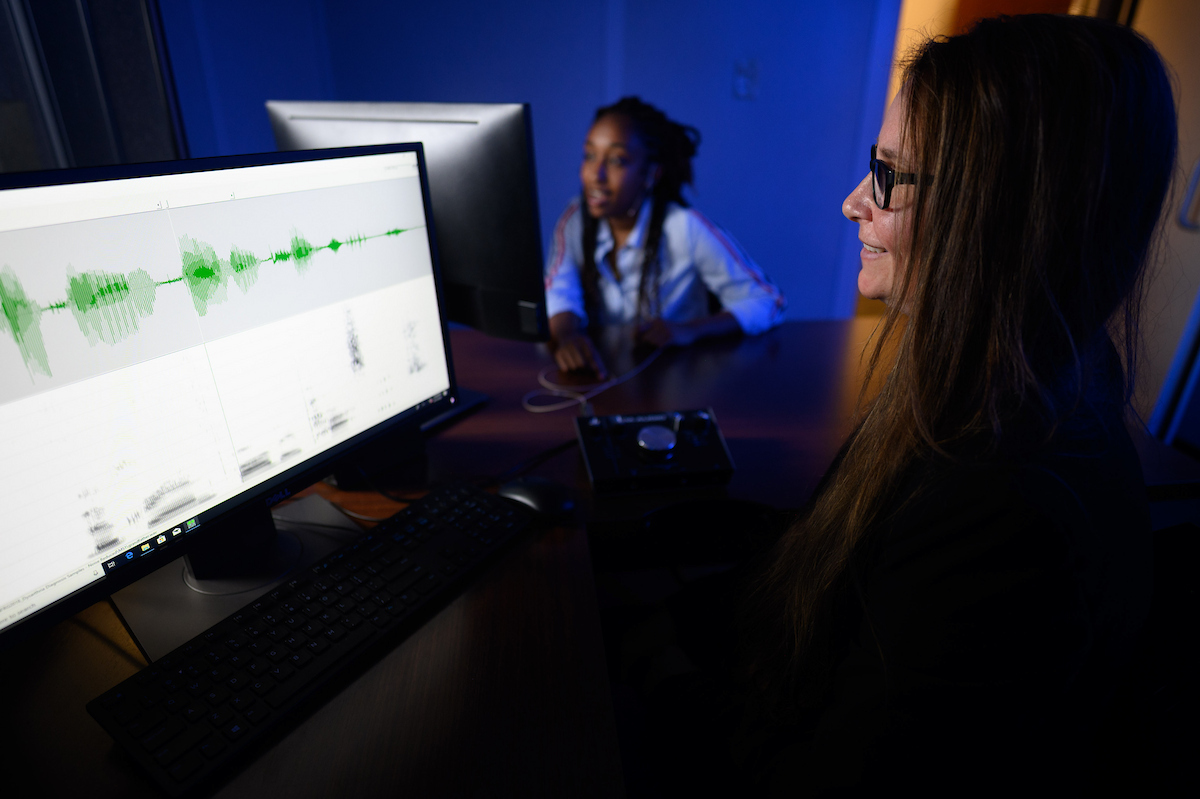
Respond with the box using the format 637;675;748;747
544;97;785;379
619;14;1178;794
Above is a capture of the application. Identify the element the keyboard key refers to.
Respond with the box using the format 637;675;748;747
153;720;211;766
181;702;207;723
245;658;271;677
268;662;295;682
228;691;256;712
249;676;276;696
221;718;249;742
208;664;233;684
281;632;308;651
184;679;210;698
141;715;185;751
388;570;422;594
203;685;231;706
168;750;205;782
127;710;165;738
225;672;252;692
208;707;233;728
198;734;226;760
139;687;166;708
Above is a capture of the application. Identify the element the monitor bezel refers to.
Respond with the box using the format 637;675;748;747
0;142;460;650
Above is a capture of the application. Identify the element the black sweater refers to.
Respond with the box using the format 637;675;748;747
639;418;1152;797
757;422;1152;794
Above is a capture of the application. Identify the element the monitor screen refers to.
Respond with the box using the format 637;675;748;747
0;144;455;645
266;101;548;342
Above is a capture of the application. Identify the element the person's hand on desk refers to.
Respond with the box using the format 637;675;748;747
636;311;741;349
549;311;609;379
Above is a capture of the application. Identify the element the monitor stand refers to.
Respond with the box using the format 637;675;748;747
109;495;360;662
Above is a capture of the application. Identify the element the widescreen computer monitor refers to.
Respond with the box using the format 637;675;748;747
266;101;548;342
0;142;458;649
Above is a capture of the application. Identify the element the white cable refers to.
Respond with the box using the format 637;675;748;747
521;348;664;413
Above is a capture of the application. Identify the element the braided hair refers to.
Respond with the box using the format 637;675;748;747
579;97;700;326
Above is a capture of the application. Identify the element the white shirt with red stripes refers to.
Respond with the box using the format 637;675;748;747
543;198;786;335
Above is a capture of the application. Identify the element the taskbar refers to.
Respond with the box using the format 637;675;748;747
100;516;201;575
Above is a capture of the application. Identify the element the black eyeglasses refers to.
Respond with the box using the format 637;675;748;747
869;144;919;210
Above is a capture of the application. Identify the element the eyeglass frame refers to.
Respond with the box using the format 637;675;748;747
869;144;920;210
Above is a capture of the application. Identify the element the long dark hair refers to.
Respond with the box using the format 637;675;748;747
580;97;700;324
744;14;1177;712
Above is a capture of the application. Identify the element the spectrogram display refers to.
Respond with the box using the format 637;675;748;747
0;225;420;377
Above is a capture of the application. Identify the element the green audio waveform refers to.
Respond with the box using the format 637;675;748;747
0;225;418;378
66;268;158;347
0;267;50;377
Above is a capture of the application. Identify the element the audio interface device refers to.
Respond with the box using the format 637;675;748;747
575;408;735;493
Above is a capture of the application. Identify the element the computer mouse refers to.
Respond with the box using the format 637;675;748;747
497;476;576;518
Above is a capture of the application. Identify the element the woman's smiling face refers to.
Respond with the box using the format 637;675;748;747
843;92;913;304
580;113;657;220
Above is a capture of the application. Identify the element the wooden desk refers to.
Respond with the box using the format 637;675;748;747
436;319;877;509
0;320;879;798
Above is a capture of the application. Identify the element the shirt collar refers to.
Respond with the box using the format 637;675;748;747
596;199;653;257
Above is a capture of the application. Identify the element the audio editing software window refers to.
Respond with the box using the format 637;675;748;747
0;151;450;633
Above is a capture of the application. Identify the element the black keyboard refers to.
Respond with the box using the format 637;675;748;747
88;483;532;796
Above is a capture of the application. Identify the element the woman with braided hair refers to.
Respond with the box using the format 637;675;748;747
544;97;785;378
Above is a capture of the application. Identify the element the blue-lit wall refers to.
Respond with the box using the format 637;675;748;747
158;0;899;319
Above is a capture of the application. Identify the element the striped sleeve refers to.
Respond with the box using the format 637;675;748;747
543;199;588;325
688;209;786;335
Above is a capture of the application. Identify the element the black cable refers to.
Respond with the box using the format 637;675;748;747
487;438;580;486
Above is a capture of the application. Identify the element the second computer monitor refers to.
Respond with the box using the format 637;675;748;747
266;101;547;342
